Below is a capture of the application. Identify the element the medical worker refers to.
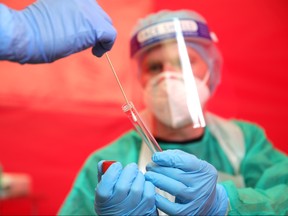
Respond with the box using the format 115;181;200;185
0;0;116;64
58;10;288;215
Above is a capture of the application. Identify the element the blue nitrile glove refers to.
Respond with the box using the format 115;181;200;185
0;0;116;64
145;150;229;216
95;161;158;216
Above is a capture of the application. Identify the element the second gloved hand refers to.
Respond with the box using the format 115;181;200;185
95;161;157;216
145;150;228;216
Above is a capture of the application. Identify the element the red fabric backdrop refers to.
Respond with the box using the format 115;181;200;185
0;0;287;215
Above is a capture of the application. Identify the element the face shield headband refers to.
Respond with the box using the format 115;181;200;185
130;19;214;58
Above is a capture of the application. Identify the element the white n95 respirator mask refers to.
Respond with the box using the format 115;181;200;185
144;71;210;129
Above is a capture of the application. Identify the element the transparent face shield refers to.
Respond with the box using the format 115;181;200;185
133;18;207;129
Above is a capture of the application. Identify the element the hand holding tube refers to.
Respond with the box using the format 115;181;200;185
95;161;157;216
145;150;228;215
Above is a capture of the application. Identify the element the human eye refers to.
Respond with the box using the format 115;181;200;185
146;62;163;74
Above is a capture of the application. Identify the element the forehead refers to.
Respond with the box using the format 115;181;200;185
140;41;203;63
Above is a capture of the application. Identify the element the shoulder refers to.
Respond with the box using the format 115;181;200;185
206;112;270;148
231;118;267;139
206;112;266;136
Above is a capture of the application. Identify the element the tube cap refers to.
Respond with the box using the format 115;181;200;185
102;161;116;173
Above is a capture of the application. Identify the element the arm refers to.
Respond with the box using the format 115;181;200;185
0;0;116;64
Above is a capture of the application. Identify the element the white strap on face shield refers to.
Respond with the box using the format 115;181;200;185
174;18;206;128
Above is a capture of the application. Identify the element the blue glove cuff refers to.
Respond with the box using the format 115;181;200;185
215;184;229;215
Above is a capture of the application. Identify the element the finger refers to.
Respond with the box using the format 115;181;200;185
146;163;184;179
92;28;117;57
96;162;122;203
146;163;217;198
130;181;157;215
152;150;203;171
111;163;139;203
155;193;181;215
123;171;145;209
142;181;156;208
145;171;191;200
146;163;193;185
146;162;185;175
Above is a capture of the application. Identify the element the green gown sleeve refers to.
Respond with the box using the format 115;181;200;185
57;153;100;215
222;121;288;215
58;130;141;215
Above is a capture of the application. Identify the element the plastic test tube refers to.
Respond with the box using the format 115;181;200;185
102;54;161;173
122;102;162;153
102;102;162;174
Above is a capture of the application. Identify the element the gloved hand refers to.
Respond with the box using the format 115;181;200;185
145;150;229;216
95;161;158;216
0;0;116;63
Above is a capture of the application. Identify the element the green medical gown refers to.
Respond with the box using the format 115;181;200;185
58;119;288;215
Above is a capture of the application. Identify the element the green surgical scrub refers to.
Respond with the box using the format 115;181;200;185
58;119;288;215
